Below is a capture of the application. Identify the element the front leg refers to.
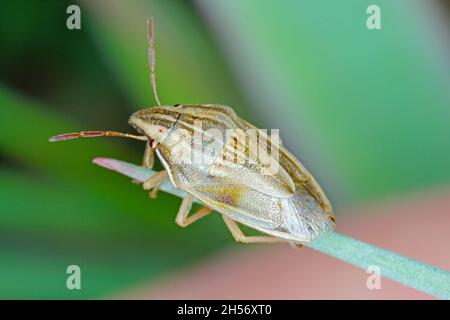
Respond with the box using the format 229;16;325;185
132;141;156;185
142;140;155;169
175;194;212;227
142;170;168;198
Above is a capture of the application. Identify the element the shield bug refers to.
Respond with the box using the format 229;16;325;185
49;19;335;245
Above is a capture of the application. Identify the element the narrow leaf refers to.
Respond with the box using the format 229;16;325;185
94;157;450;299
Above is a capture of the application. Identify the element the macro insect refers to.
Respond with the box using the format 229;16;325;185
49;19;335;245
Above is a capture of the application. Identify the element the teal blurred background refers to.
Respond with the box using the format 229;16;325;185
0;0;449;298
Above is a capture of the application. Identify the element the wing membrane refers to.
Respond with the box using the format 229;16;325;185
189;175;283;229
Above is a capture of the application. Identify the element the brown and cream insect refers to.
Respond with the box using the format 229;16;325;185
49;19;335;245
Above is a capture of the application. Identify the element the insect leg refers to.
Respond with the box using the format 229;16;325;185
131;141;156;185
142;140;155;169
181;206;212;227
142;170;168;198
149;180;164;198
175;194;212;227
289;242;304;249
222;215;284;244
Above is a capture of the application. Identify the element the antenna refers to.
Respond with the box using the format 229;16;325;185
48;131;148;142
148;17;161;106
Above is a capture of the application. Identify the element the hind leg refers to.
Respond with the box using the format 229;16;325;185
222;215;284;244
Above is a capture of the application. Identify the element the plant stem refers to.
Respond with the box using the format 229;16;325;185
309;232;450;299
93;157;450;299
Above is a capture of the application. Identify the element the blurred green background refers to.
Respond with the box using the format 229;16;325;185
0;0;449;298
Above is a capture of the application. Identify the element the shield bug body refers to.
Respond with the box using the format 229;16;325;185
49;19;335;245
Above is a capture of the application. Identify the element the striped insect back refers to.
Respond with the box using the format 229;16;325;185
132;103;335;242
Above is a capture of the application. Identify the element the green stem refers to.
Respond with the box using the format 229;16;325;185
93;157;450;299
309;232;450;299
